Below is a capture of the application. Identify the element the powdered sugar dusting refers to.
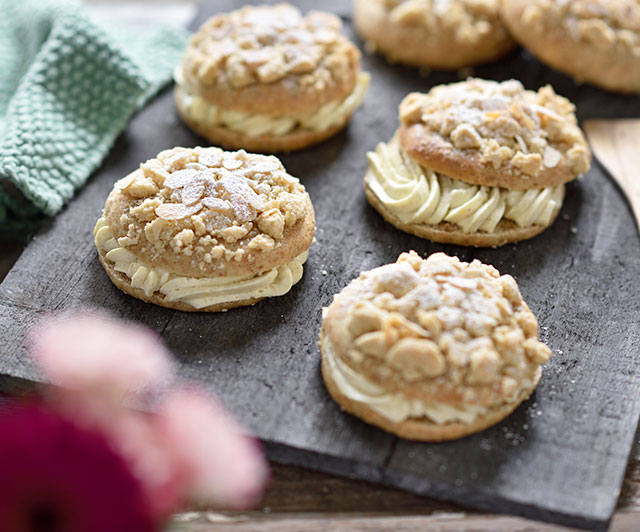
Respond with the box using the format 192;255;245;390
117;146;312;268
399;78;591;178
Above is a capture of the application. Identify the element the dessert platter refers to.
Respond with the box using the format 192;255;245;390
1;1;640;530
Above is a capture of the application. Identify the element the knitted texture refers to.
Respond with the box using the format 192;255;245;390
0;0;188;232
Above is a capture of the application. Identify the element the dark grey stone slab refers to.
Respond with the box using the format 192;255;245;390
1;1;639;530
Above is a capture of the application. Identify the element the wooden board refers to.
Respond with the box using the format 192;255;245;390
584;119;640;233
2;1;640;530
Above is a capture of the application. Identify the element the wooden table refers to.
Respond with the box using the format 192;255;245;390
0;242;638;532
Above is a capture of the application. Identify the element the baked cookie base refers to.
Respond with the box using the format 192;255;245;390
364;180;562;247
98;250;264;312
320;332;540;441
175;90;349;153
354;0;515;70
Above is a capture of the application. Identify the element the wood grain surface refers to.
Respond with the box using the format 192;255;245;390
1;1;640;531
584;119;640;232
167;459;640;532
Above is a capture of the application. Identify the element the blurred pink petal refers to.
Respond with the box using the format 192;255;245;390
29;309;174;400
103;408;184;519
26;310;268;516
50;393;183;520
155;388;270;509
0;401;155;531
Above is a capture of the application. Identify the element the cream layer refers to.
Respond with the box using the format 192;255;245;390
366;137;564;234
324;336;488;425
94;217;307;310
175;71;370;137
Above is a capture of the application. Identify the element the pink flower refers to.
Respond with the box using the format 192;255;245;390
0;402;155;532
100;408;183;520
154;388;270;510
26;309;270;517
30;309;174;401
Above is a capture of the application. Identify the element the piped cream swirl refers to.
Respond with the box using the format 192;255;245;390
324;336;487;424
175;71;370;137
94;217;307;310
365;137;564;233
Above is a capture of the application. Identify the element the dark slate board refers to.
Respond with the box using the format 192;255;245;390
1;1;640;530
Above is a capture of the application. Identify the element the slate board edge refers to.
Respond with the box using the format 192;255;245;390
0;366;609;532
265;440;608;532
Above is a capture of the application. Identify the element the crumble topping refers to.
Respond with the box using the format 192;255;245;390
399;79;591;178
112;147;309;270
380;0;506;46
183;3;358;91
519;0;640;55
341;252;551;398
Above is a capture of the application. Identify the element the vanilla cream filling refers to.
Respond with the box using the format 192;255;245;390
365;137;564;234
94;217;307;310
175;70;370;137
324;337;487;425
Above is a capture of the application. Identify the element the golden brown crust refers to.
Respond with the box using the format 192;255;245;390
353;0;515;69
102;146;315;279
179;3;362;115
98;251;263;312
174;90;349;153
181;62;360;118
398;79;591;189
105;187;316;278
399;124;582;190
502;0;640;94
321;337;540;441
363;180;562;247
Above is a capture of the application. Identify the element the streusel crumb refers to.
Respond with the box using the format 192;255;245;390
520;0;640;54
113;146;309;271
381;0;505;46
184;3;356;91
340;251;551;403
400;78;590;178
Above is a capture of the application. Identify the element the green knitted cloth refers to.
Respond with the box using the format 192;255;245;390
0;0;188;233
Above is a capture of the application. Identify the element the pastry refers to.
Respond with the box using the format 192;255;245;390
364;79;591;246
320;251;552;441
174;3;370;153
94;146;315;311
353;0;515;69
502;0;640;94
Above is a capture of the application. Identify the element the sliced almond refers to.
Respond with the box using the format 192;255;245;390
155;202;203;221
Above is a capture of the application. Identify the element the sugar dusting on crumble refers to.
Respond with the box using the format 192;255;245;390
183;3;357;92
380;0;506;46
399;78;591;179
341;251;551;402
519;0;640;55
114;147;309;270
